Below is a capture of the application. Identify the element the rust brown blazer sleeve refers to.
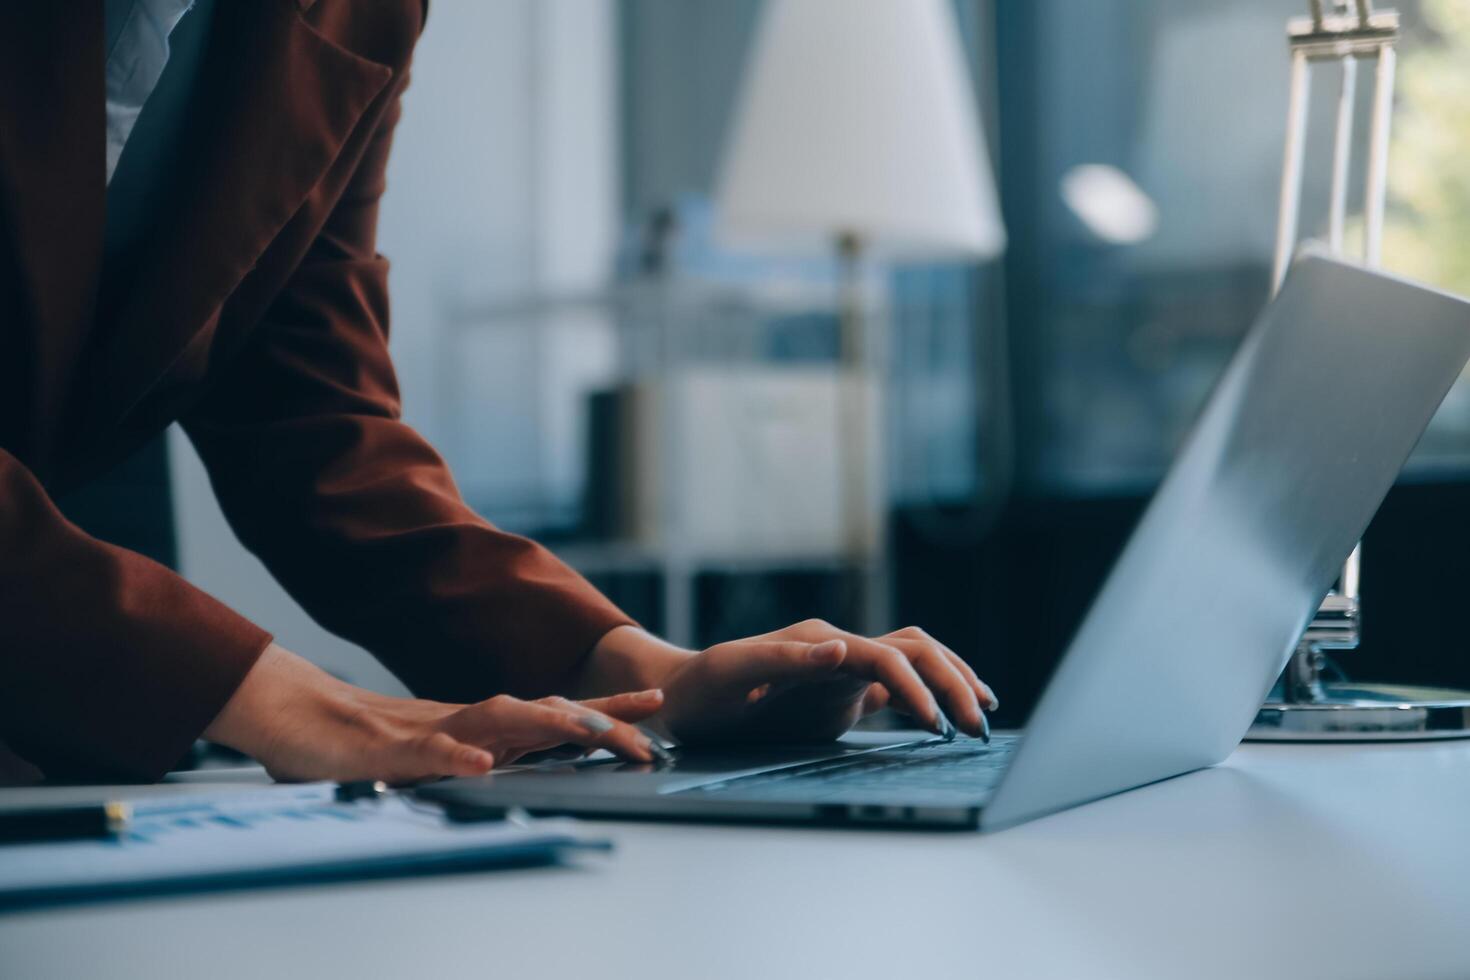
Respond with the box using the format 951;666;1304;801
181;40;633;706
0;1;630;784
0;449;274;783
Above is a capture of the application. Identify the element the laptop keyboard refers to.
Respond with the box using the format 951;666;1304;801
681;734;1020;805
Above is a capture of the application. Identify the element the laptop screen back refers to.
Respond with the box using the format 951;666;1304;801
983;253;1470;830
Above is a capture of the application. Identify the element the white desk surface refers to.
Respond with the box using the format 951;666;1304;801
2;739;1467;980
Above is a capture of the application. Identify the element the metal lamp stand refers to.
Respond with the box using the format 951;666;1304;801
1247;0;1470;740
835;231;893;638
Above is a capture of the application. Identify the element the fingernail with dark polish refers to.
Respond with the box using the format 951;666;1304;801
977;708;991;744
639;726;676;766
934;706;957;742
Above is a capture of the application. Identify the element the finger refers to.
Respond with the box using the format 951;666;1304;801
860;683;890;715
888;627;998;712
883;636;986;738
940;647;999;712
393;731;495;783
759;620;946;729
701;639;847;694
454;695;654;764
822;634;946;734
578;688;665;723
520;697;656;763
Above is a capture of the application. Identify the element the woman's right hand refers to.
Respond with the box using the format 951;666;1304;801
204;643;665;784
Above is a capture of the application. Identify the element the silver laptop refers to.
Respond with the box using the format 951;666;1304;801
420;251;1470;831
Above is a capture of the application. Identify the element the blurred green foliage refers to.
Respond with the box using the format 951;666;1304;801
1382;0;1470;293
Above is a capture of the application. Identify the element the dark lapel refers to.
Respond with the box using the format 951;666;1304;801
0;2;106;470
81;0;392;440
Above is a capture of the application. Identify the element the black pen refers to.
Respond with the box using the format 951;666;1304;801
0;801;131;846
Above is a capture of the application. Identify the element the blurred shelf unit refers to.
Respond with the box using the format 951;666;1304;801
550;541;865;578
438;274;887;646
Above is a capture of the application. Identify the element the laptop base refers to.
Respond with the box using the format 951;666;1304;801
418;732;1012;830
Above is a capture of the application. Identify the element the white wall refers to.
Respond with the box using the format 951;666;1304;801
171;0;618;694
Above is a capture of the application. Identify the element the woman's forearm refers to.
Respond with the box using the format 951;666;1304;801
574;625;695;700
204;641;666;781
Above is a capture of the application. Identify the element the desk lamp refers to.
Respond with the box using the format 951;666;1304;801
1248;0;1470;739
714;0;1006;633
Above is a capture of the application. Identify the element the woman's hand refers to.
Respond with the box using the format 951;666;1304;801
586;622;997;747
205;643;666;784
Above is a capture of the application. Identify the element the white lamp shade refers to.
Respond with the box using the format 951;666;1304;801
715;0;1006;261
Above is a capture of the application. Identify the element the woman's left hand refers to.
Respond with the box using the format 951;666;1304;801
588;622;997;747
